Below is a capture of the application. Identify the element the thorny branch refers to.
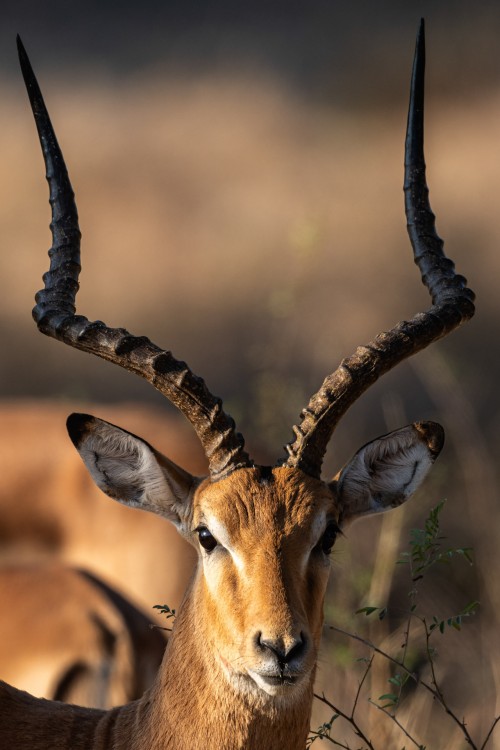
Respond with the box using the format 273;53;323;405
368;700;422;749
312;690;375;750
325;622;500;750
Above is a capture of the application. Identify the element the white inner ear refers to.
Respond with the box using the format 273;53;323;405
77;423;189;527
80;430;168;507
337;426;434;520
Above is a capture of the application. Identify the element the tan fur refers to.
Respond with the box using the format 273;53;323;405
0;564;166;708
0;424;439;749
0;468;333;749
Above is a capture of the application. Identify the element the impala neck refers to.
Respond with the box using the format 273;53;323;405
132;576;315;750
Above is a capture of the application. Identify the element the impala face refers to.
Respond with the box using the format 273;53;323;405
68;413;445;702
189;468;338;696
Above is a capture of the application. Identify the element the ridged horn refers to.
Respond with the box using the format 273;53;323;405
17;35;252;480
281;19;475;478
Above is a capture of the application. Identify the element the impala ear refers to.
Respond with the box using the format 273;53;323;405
330;421;444;525
66;413;197;529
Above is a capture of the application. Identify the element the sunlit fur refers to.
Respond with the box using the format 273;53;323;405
110;467;338;750
187;469;336;694
0;467;338;750
0;419;441;749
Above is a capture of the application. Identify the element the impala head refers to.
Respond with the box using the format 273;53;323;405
64;412;443;698
19;19;474;701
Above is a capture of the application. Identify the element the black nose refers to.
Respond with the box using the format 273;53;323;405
256;632;307;666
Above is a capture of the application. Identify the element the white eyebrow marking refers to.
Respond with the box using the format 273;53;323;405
203;516;246;573
203;510;330;579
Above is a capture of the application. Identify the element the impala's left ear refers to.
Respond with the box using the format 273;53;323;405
66;413;198;531
330;421;444;525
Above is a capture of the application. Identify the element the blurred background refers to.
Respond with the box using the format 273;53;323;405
0;0;498;746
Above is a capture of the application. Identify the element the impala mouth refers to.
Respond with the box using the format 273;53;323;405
247;668;306;695
259;674;299;687
217;648;306;696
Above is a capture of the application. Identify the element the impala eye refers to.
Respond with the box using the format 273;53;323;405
320;522;339;555
197;526;218;553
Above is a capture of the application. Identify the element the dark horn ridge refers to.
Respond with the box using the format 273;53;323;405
18;35;252;480
280;19;475;479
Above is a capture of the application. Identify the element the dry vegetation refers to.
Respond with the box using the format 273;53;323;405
0;63;499;746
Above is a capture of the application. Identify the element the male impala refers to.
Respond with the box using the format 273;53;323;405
0;22;474;749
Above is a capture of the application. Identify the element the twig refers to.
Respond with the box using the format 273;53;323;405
368;700;422;749
307;728;350;749
328;622;480;749
422;618;477;748
314;691;375;750
479;716;500;750
328;624;418;683
351;657;373;722
150;624;173;632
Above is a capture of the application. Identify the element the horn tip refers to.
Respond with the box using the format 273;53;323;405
16;34;29;66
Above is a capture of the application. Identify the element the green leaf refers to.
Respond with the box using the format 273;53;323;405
153;603;176;619
378;693;398;702
356;606;379;616
388;674;404;687
462;600;480;615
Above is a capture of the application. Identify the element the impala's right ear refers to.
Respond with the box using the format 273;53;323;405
330;421;445;526
66;413;197;530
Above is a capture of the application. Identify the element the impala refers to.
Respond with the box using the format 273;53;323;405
0;562;166;708
0;21;475;749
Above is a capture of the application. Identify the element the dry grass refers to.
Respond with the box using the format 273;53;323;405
0;64;499;746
